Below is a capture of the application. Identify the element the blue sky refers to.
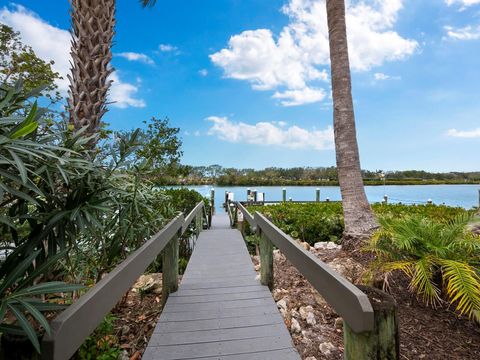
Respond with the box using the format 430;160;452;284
1;0;479;171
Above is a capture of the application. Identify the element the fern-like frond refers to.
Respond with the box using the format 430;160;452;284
382;260;415;278
439;259;480;319
409;257;442;307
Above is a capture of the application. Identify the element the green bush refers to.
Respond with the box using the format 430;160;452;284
248;202;473;245
76;315;121;360
366;214;480;321
249;203;344;245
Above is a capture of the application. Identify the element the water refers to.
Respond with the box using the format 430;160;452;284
180;184;480;211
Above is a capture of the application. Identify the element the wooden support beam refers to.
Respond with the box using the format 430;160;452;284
343;285;399;360
162;233;179;306
259;230;274;290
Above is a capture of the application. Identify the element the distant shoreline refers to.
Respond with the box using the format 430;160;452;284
162;180;480;187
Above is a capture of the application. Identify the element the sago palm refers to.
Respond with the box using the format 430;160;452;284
367;214;480;321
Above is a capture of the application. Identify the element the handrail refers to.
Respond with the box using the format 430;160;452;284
42;201;207;360
254;212;374;333
181;201;205;235
236;201;256;229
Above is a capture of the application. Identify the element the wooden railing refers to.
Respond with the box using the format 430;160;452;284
233;201;399;359
234;201;373;333
42;202;207;360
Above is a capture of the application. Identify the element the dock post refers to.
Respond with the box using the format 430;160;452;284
258;229;274;290
316;188;320;202
253;190;258;202
210;188;215;214
162;230;180;306
383;195;388;204
282;188;286;202
247;188;251;202
427;199;433;205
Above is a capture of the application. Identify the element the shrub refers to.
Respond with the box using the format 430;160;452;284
366;214;480;321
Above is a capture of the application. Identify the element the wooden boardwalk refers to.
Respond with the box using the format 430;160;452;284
143;213;300;360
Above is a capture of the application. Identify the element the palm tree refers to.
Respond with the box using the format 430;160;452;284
68;0;157;140
325;0;378;245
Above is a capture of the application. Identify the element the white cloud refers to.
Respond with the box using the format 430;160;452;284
206;116;334;150
444;25;480;40
445;0;480;8
199;69;208;77
210;0;417;106
159;44;178;52
0;5;145;108
446;128;480;138
273;87;326;106
116;52;154;65
374;72;401;80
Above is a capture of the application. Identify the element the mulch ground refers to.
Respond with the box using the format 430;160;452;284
110;291;162;359
263;248;480;360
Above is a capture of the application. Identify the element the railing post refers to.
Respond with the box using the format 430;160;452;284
210;188;215;214
316;188;320;202
162;230;180;306
195;212;202;237
344;285;399;360
258;227;274;290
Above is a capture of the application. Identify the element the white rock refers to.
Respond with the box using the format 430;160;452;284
314;241;341;250
276;298;288;312
305;357;317;360
291;318;301;333
327;258;364;282
306;311;316;326
319;342;336;355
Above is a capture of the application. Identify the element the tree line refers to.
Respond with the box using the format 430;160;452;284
163;165;480;186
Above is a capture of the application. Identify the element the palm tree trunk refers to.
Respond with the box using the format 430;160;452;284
68;0;115;141
326;0;378;244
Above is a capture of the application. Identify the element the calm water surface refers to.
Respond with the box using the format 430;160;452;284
181;184;479;211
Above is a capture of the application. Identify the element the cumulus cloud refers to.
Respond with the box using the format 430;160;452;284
198;69;208;77
207;116;334;150
116;52;154;65
446;128;480;138
210;0;417;106
444;25;480;40
0;5;145;108
374;72;401;81
273;87;326;106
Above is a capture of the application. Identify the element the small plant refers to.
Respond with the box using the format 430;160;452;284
76;315;121;360
366;214;480;321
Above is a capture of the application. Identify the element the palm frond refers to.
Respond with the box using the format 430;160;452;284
409;257;442;307
440;259;480;319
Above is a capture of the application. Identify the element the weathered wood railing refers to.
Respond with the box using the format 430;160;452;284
234;201;399;360
42;202;207;360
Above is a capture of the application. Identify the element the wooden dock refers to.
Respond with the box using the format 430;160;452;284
143;213;300;360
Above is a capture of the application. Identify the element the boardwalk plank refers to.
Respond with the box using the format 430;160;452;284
144;214;300;359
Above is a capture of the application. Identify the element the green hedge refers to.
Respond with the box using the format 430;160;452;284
248;203;473;245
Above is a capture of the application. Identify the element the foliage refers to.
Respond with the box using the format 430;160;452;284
249;202;473;245
76;315;121;360
249;203;344;245
0;80;184;352
0;24;61;103
366;215;480;321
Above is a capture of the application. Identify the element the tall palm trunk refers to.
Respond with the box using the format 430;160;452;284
68;0;115;139
326;0;378;244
